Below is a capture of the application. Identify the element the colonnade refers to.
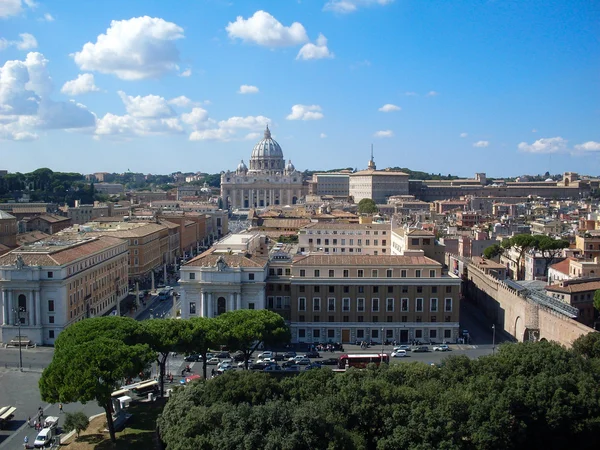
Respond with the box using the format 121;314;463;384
1;288;42;327
229;188;301;209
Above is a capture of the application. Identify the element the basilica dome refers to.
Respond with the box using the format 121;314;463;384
249;125;285;173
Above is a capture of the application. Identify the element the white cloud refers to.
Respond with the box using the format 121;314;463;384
60;73;100;96
286;104;323;120
238;84;259;94
297;33;334;60
36;99;96;129
473;140;489;148
168;95;197;108
320;132;327;138
188;114;270;141
72;16;184;80
460;132;468;138
0;116;38;141
245;132;261;140
378;103;400;112
0;0;35;18
404;91;418;96
518;137;567;154
426;90;439;96
0;33;38;51
226;10;308;47
181;107;209;126
42;12;53;21
179;68;191;77
95;113;183;139
374;130;394;138
117;91;176;118
574;141;600;152
324;0;394;14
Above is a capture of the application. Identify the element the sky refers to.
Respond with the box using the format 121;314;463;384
0;0;598;178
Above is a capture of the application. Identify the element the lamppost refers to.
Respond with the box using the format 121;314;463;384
381;327;385;364
492;324;496;355
13;307;24;371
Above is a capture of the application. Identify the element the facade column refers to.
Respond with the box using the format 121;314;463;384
228;293;234;312
207;292;213;318
1;290;7;326
7;290;13;325
29;289;34;326
233;292;238;311
35;290;41;326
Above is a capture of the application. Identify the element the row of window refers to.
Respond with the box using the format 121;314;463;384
305;230;387;236
297;297;453;313
297;315;453;323
298;269;438;278
298;328;453;340
307;238;387;246
296;285;452;294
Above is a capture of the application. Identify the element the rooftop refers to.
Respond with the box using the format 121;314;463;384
293;254;441;267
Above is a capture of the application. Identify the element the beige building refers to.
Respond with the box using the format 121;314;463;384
0;211;17;249
349;153;409;204
298;222;391;255
309;172;350;197
220;126;306;209
0;235;129;345
391;227;445;265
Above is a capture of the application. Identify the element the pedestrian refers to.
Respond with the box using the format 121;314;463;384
59;403;63;413
33;419;37;431
27;416;31;428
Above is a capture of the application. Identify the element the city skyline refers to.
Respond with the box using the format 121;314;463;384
0;0;598;177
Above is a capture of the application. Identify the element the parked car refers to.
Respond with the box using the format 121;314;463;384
412;346;430;353
393;345;412;351
218;362;234;371
238;359;253;368
283;365;301;372
273;353;285;361
216;352;231;359
207;357;220;365
257;351;273;359
232;352;245;362
296;357;311;365
281;360;297;368
320;357;340;366
263;365;283;372
217;359;233;369
305;350;321;359
391;350;407;358
304;362;323;370
433;344;450;352
184;354;201;362
283;351;297;359
249;362;269;371
289;355;306;363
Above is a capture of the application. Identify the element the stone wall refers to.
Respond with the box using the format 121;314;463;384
466;262;593;347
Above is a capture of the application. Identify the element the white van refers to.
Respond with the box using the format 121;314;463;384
34;427;55;448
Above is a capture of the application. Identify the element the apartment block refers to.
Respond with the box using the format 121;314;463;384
298;222;391;255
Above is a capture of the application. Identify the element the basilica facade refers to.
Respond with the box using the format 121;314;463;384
220;126;306;209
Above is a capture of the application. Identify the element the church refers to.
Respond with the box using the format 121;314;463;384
220;126;306;209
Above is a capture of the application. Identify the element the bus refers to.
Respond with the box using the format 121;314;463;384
338;354;389;369
158;288;171;300
131;380;159;395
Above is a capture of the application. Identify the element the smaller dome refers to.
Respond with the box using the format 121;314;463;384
285;159;295;172
237;160;248;172
545;178;553;182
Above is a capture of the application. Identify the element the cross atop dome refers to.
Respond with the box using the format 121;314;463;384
264;124;271;139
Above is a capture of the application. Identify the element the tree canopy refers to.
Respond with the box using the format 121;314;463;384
357;198;378;215
158;340;600;450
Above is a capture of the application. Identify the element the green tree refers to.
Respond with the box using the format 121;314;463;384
357;198;378;215
138;319;190;397
533;235;570;276
63;411;89;439
483;243;503;259
573;332;600;359
39;318;154;444
496;234;537;280
219;309;291;370
184;317;221;380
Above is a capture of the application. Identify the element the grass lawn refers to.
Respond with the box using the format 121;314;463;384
61;399;166;449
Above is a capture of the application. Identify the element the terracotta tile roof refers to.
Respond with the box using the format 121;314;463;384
546;281;600;294
548;257;576;276
9;207;48;214
293;254;440;267
0;210;16;220
303;222;389;230
0;243;11;256
261;219;311;228
0;236;125;267
16;231;50;245
471;256;505;269
34;213;70;223
185;253;268;268
82;222;169;238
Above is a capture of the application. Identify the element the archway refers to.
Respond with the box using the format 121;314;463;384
514;316;525;342
217;297;226;315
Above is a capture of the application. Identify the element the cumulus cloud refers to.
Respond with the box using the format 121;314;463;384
42;12;53;21
426;90;439;96
72;16;184;80
0;0;36;18
0;33;38;51
117;91;176;118
245;132;261;140
95;113;183;139
378;103;400;112
181;107;209;126
168;95;196;108
226;10;308;47
297;33;334;60
189;115;270;141
473;140;489;148
60;73;100;96
574;141;600;152
374;130;394;138
320;132;327;138
238;84;259;94
0;52;96;140
286;104;323;120
460;132;468;138
324;0;395;14
179;68;191;77
518;137;567;154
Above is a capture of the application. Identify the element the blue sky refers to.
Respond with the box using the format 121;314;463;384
0;0;598;177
